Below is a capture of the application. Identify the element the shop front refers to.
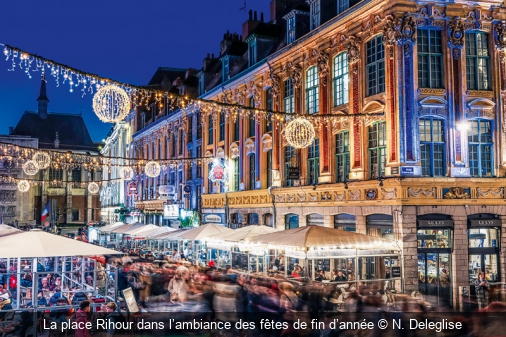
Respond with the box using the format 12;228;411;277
417;214;453;308
468;214;501;302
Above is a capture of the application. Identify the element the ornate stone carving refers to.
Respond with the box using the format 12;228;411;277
397;13;416;44
346;36;361;64
290;64;302;89
261;134;273;152
349;189;361;201
275;194;285;203
271;75;280;98
334;191;346;201
381;188;397;200
418;88;446;96
467;90;493;98
230;142;240;159
316;51;330;86
245;138;255;155
477;187;504;198
308;193;318;202
233;89;245;105
443;187;470;199
321;191;332;201
495;21;506;51
287;194;295;203
0;190;16;203
383;17;398;46
433;8;445;19
448;18;465;59
297;193;306;202
407;187;436;197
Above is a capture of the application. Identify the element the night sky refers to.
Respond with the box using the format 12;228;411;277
0;0;270;141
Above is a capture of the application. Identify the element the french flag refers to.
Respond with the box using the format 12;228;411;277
41;202;50;223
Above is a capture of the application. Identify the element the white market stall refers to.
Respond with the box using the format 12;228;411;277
177;224;233;264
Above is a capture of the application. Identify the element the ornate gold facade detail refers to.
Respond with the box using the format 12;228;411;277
418;88;446;96
467;90;493;98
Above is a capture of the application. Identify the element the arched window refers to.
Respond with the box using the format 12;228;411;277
264;213;273;227
306;66;319;114
285;214;299;230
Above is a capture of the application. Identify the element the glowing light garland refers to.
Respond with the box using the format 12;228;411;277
120;167;134;180
32;151;51;169
283;117;316;149
88;182;100;194
22;160;39;175
92;85;131;123
145;161;161;178
17;180;30;192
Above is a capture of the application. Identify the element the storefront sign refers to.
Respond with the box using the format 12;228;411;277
400;167;414;176
163;204;179;218
288;167;300;180
204;214;222;223
127;182;138;196
470;219;501;227
184;185;192;193
209;161;228;183
158;185;176;195
418;219;454;228
391;266;401;278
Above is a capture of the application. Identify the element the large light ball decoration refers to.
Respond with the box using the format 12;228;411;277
32;151;51;169
145;161;161;178
17;180;30;193
283;117;316;149
92;84;131;123
120;167;134;180
88;182;100;194
22;160;39;176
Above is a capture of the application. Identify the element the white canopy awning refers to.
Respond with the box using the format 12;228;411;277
0;229;121;258
99;222;128;233
121;224;159;236
209;225;281;243
178;224;233;241
110;222;145;234
0;224;22;237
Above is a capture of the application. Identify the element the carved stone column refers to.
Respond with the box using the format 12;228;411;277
448;18;466;173
495;22;506;166
317;51;332;183
347;36;363;175
271;75;282;187
383;17;398;165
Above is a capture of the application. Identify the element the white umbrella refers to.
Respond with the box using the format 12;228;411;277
0;224;22;237
178;224;233;241
99;222;127;233
0;229;121;258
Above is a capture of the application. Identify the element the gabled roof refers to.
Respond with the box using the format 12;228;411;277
12;111;98;151
147;67;187;87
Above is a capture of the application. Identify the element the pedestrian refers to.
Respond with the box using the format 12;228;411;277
475;272;489;309
75;300;92;337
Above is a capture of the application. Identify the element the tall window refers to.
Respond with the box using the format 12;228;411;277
249;154;256;190
159;140;164;159
368;122;386;179
197;113;202;140
266;88;273;132
287;15;296;44
49;168;63;181
233;157;240;191
333;52;349;106
178;129;183;155
171;133;176;158
207;163;213;193
284;146;295;187
208;116;214;145
234;118;240;141
337;0;349;14
366;35;385;96
249;97;256;138
308;138;320;185
466;32;490;90
72;210;79;221
420;118;445;177
335;131;350;182
309;0;320;30
196;146;202;178
187;115;193;143
267;150;273;188
284;78;295;114
418;29;443;88
72;169;81;182
219;113;225;142
469;119;493;177
306;66;319;114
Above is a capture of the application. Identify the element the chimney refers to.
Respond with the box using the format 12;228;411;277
203;53;212;71
243;9;261;40
261;12;264;22
8;127;13;135
249;9;252;20
254;11;258;21
37;73;49;120
270;0;288;23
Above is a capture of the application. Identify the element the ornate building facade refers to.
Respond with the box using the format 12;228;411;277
195;0;506;308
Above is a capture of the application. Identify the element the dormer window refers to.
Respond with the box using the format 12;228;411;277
199;75;205;95
309;0;320;30
249;39;257;66
222;56;230;82
337;0;349;14
287;16;296;44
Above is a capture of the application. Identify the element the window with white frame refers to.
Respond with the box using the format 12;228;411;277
337;0;349;14
306;66;319;114
368;122;386;179
287;15;296;44
466;32;490;90
419;118;445;177
468;119;493;177
309;0;320;30
333;52;349;106
366;35;385;96
284;78;295;114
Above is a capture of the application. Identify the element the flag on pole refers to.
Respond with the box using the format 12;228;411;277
41;202;50;223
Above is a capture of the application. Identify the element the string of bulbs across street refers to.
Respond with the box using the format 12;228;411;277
0;42;383;194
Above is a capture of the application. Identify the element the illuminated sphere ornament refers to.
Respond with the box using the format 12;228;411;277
92;85;131;123
23;160;39;176
88;182;100;194
120;167;134;180
283;117;316;149
32;151;51;169
145;161;161;178
17;180;30;193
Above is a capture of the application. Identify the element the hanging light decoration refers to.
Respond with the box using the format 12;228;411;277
17;180;30;192
32;151;51;169
283;117;316;149
145;161;161;178
23;160;39;176
92;84;131;123
120;167;134;180
88;182;100;194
